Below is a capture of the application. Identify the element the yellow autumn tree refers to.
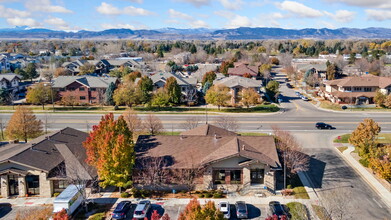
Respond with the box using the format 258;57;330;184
205;85;231;110
6;106;42;142
239;88;260;108
349;118;381;157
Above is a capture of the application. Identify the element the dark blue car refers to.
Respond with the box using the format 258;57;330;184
112;201;131;219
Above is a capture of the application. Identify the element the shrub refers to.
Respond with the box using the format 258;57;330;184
88;212;105;220
121;192;130;198
199;194;205;198
52;192;60;197
131;188;142;198
213;192;223;198
287;184;292;189
204;192;213;198
359;158;369;167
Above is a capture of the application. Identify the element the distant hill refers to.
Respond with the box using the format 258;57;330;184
0;27;390;40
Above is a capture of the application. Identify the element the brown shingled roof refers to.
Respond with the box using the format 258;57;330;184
180;124;238;136
228;63;258;76
136;126;280;169
325;75;391;88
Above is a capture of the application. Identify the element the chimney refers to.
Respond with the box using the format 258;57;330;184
241;145;245;151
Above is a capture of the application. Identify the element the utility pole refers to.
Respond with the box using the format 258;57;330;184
205;104;208;124
283;151;286;190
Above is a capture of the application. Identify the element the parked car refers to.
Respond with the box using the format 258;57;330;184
341;105;348;110
218;201;231;219
112;201;131;219
301;96;309;101
295;92;301;96
269;201;288;219
133;200;151;219
286;83;293;88
315;122;333;129
235;201;248;219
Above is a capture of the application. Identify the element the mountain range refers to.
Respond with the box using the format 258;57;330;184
0;26;390;40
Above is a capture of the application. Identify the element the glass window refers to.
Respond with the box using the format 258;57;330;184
26;175;40;195
90;88;96;91
213;170;226;184
80;96;86;100
230;170;242;184
54;180;69;193
79;87;85;91
364;87;371;92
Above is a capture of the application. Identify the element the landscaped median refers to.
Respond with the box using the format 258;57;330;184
0;104;280;114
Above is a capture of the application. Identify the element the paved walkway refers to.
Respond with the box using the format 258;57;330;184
335;145;391;209
0;197;54;206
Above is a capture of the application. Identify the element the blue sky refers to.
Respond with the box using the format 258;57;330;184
0;0;390;31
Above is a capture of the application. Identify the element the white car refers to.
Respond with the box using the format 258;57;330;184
218;201;230;219
133;200;151;219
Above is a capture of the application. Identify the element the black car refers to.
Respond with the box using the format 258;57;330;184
112;201;131;219
269;201;288;219
315;122;332;129
286;83;293;88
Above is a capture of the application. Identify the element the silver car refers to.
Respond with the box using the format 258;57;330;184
218;201;231;219
133;200;151;219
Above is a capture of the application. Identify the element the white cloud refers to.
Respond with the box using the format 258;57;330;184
270;12;285;19
96;2;154;16
101;23;148;30
189;20;209;28
320;21;336;29
219;0;244;10
214;10;235;19
226;15;251;28
96;2;122;15
0;5;30;18
324;0;391;9
174;0;210;7
168;9;193;20
278;1;323;18
44;17;70;30
366;9;391;21
7;17;40;27
25;0;72;13
167;9;208;28
324;10;356;22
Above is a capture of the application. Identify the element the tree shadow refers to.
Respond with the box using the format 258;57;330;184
305;156;326;188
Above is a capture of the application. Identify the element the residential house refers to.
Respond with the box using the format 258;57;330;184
52;76;119;104
319;75;391;105
0;55;10;72
135;124;281;192
150;72;197;103
62;60;88;75
107;59;146;71
213;76;263;105
0;73;22;93
295;63;327;79
227;62;260;78
0;127;96;198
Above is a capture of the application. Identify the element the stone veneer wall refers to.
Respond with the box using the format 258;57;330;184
39;172;53;197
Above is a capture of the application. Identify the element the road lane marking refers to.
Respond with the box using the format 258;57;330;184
372;198;383;208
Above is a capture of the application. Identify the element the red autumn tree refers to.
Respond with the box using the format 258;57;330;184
151;210;161;220
52;209;69;220
83;113;135;191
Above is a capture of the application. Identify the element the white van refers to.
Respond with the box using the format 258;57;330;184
53;184;84;215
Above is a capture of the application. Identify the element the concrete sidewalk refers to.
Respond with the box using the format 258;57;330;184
0;197;54;206
336;145;391;208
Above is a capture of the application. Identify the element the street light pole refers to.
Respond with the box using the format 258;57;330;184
283;151;286;190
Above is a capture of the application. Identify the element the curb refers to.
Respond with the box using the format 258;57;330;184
333;145;391;209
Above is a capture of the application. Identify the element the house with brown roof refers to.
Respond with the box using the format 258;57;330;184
319;75;391;105
135;124;281;192
0;128;96;198
227;62;260;78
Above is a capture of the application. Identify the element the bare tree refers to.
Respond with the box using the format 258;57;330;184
180;116;200;131
136;156;170;189
213;115;239;132
143;114;164;135
278;53;293;68
333;55;347;71
0;115;6;141
172;154;205;192
355;59;370;75
122;109;142;140
272;125;309;189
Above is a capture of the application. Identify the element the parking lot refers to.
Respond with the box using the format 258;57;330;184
108;202;270;219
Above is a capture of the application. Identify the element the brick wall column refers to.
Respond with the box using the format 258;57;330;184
18;176;26;197
242;167;251;187
225;170;231;184
1;175;8;197
202;167;213;190
39;172;52;197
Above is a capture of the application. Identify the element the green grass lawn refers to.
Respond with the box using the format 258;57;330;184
319;101;342;111
337;146;348;153
286;202;308;220
312;205;331;220
333;133;391;144
159;131;181;136
333;134;351;143
238;132;269;136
